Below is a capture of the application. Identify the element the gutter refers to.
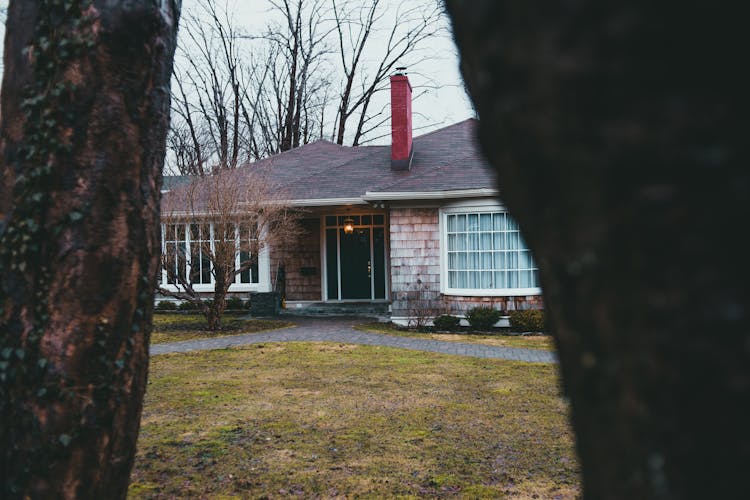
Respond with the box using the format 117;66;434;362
362;188;498;201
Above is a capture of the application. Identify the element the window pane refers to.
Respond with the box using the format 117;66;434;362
468;232;479;251
240;250;251;283
467;214;479;231
468;271;479;288
374;227;386;299
508;232;520;250
508;252;518;270
493;252;505;270
519;251;531;270
481;252;493;270
481;233;492;250
326;216;337;226
361;215;371;225
480;214;492;231
176;224;185;240
455;214;466;232
457;233;467;251
520;270;532;288
493;213;505;231
202;256;211;284
374;214;384;225
494;271;507;289
448;233;457;251
456;252;467;270
326;229;339;300
448;271;459;288
467;252;478;270
448;252;458;270
190;243;200;283
447;214;456;232
506;216;519;231
481;271;492;288
494;232;505;251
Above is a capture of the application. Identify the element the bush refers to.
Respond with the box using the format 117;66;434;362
243;299;252;310
509;309;545;333
155;300;177;311
465;306;502;330
432;314;461;331
225;296;244;310
177;300;198;311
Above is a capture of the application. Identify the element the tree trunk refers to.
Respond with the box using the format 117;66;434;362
445;2;748;499
0;1;180;498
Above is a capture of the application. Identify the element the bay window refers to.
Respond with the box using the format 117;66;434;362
442;205;541;296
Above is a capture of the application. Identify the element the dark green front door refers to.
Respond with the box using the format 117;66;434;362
340;228;371;299
324;214;387;301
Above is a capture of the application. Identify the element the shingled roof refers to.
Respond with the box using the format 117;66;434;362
241;118;497;204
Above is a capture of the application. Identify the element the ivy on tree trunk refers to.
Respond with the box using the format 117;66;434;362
0;1;180;497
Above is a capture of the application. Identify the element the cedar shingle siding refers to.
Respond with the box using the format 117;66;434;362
389;207;543;319
272;218;321;301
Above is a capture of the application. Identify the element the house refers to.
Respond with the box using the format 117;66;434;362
159;73;543;323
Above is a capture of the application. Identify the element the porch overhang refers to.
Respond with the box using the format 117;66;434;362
287;197;369;207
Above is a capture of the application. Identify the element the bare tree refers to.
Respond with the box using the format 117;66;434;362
169;0;252;175
252;0;333;152
167;0;445;173
0;1;179;497
331;0;443;146
158;169;299;329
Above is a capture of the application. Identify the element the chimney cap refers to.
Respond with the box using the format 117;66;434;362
394;66;408;75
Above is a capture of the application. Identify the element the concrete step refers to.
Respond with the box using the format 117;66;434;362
281;302;389;317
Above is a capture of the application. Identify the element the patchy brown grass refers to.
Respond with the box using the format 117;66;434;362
355;322;557;351
130;343;579;498
151;314;293;344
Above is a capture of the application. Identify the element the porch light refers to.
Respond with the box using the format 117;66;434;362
343;217;355;234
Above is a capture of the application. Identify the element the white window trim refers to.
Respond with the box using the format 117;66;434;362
439;200;542;297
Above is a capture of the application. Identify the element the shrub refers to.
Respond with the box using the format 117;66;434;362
243;299;252;310
432;314;461;331
155;300;177;311
225;296;244;310
509;309;545;333
177;300;198;311
465;306;502;330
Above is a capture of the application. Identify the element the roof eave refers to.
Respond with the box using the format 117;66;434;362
362;188;498;201
287;197;370;207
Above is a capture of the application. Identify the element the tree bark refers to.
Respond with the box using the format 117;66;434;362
445;2;748;499
0;1;180;498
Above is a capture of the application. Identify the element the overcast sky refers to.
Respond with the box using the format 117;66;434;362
0;1;474;144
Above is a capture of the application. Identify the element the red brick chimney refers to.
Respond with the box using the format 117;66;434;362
390;71;413;171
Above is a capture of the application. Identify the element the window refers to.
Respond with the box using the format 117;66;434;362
189;224;212;285
442;206;541;295
160;222;263;289
164;224;186;285
237;224;259;284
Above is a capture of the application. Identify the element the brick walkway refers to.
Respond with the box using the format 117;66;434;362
150;316;557;364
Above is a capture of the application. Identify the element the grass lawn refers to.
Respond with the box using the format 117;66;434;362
130;343;579;498
151;313;294;344
355;322;556;351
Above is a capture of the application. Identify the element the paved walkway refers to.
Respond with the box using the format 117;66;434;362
150;316;557;363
